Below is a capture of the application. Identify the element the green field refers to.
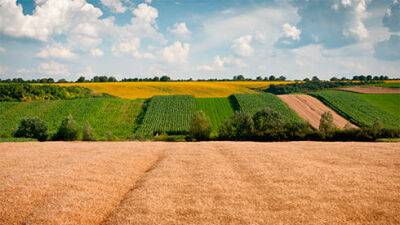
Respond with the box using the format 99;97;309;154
195;98;235;135
231;94;303;124
0;98;143;140
311;90;400;128
136;95;196;135
371;82;400;88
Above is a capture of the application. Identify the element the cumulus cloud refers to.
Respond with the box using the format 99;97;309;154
277;0;369;48
231;35;254;57
0;0;105;42
374;34;400;60
112;39;154;59
133;3;158;25
90;48;104;57
383;0;400;32
197;55;245;71
39;61;70;75
162;41;190;63
100;0;126;13
281;23;301;40
36;44;76;59
168;22;191;37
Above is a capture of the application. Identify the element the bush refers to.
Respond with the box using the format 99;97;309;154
82;121;95;141
219;112;253;140
54;115;80;141
14;117;48;141
189;111;211;141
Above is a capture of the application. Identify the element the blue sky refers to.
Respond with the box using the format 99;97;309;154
0;0;399;80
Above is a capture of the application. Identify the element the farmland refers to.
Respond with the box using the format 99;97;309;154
1;141;399;224
195;98;235;134
58;81;291;99
136;95;196;135
0;98;143;140
232;93;303;124
311;90;400;128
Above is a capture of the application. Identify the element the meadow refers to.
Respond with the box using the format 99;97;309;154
311;90;400;128
0;98;143;140
58;81;291;99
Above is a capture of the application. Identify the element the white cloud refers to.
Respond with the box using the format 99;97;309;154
112;38;154;59
39;61;70;75
90;48;104;57
281;23;301;40
0;46;5;53
0;0;104;42
100;0;126;13
168;22;191;37
197;55;245;71
36;44;76;59
231;35;254;57
383;0;400;32
133;3;158;25
162;41;190;63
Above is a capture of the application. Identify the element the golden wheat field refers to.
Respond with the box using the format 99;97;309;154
58;81;291;99
1;141;399;225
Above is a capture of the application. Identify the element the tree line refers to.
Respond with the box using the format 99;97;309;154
0;75;396;84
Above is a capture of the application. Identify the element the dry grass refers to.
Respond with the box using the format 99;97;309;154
0;141;399;225
58;81;291;99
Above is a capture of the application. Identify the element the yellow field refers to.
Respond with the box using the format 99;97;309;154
59;81;291;99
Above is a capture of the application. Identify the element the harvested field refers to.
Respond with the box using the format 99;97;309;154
338;86;400;94
278;94;356;129
1;142;399;225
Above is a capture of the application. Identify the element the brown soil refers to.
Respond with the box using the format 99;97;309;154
337;86;400;94
278;94;357;129
1;141;399;225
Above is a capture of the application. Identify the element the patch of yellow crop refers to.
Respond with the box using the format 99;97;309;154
59;81;291;99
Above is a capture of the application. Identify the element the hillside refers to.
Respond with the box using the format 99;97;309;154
0;98;143;140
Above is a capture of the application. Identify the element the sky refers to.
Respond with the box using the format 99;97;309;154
0;0;399;80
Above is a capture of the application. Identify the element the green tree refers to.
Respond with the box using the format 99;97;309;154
319;111;335;133
219;112;253;139
14;117;48;141
252;108;283;133
54;115;80;141
189;111;211;141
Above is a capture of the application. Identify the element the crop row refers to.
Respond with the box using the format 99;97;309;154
231;93;303;124
136;95;196;135
311;90;400;128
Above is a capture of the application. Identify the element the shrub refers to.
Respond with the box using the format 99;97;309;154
219;112;253;140
189;111;211;141
14;117;48;141
82;121;95;141
54;115;80;141
319;112;335;133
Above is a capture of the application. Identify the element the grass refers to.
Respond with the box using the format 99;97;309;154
231;93;304;124
136;95;196;136
0;98;143;140
58;81;292;99
371;81;400;88
195;98;235;135
311;90;400;128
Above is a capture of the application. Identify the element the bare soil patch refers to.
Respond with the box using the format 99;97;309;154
337;86;400;94
278;94;357;129
1;141;399;225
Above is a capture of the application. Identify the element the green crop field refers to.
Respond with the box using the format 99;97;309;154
371;82;400;88
311;90;400;128
136;95;196;135
195;98;235;135
232;93;303;124
0;98;143;140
